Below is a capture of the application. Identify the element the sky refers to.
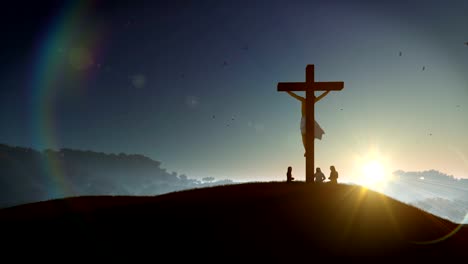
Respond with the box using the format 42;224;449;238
0;0;467;184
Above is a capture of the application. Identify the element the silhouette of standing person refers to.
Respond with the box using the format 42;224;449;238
286;91;330;156
286;166;294;183
328;165;338;184
314;167;326;183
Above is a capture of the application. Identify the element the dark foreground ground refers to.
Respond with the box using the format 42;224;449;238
0;182;467;260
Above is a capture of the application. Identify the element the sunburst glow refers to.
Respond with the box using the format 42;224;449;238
354;148;393;191
362;160;386;187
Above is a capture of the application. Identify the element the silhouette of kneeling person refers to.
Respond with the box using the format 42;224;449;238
314;167;326;183
328;165;338;184
286;166;295;182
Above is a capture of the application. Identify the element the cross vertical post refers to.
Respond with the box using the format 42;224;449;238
305;65;315;183
277;64;344;183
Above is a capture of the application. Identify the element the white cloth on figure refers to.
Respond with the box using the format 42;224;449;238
300;116;325;140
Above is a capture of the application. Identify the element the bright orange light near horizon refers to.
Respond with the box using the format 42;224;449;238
354;148;393;191
362;160;386;188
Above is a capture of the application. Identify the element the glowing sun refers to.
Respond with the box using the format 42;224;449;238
362;160;386;187
354;149;393;190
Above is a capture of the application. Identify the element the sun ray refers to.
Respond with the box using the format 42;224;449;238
378;193;404;239
339;186;369;240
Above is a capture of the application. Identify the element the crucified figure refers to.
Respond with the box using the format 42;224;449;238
286;90;330;156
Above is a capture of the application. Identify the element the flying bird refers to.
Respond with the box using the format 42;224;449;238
465;42;468;46
212;115;215;119
422;66;425;71
399;51;402;56
241;45;249;51
223;61;228;67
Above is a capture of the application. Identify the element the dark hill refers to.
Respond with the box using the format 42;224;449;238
1;182;467;260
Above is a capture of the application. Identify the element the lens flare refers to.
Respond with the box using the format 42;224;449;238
29;0;107;198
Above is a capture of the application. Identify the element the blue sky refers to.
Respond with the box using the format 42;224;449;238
0;0;467;183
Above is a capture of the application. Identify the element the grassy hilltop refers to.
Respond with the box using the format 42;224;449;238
1;182;467;259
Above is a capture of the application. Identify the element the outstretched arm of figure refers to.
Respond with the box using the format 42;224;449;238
315;91;330;103
286;91;305;102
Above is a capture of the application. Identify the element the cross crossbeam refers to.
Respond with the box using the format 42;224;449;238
277;82;343;92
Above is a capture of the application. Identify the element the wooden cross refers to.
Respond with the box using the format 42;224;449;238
278;65;344;183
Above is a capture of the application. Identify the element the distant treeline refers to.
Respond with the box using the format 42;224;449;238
385;170;468;224
387;170;468;203
0;143;233;208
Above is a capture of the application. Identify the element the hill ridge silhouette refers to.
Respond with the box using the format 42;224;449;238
1;182;467;259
